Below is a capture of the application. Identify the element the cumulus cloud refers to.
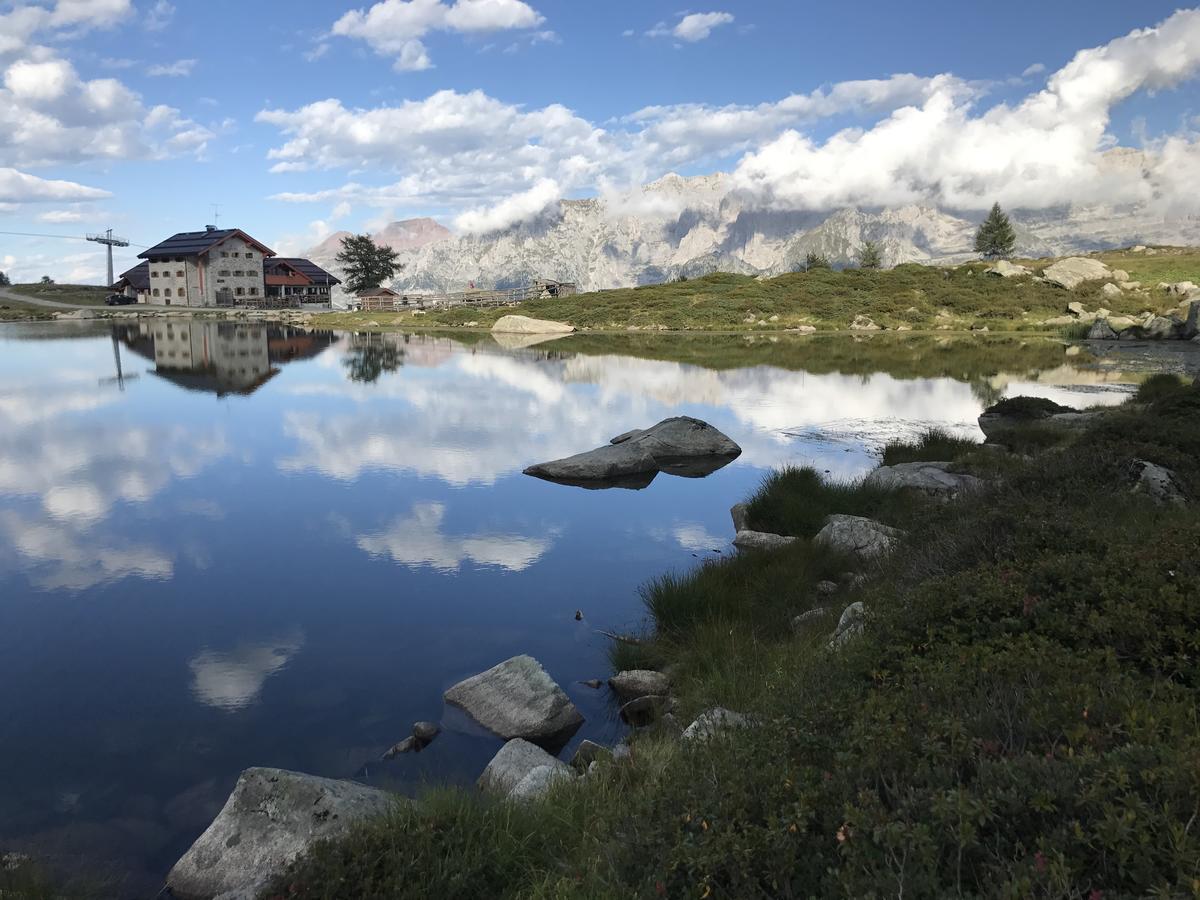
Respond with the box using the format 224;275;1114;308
0;52;214;168
144;0;173;31
453;178;559;233
0;167;110;202
670;11;735;42
1022;62;1046;77
732;7;1200;213
331;0;544;71
146;58;196;77
0;0;132;54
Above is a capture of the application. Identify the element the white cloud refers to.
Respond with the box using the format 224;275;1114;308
0;167;110;203
453;177;559;233
189;631;304;711
0;0;131;56
146;58;196;77
36;208;86;222
672;11;734;42
144;0;174;31
331;0;544;71
1022;62;1046;77
731;7;1200;213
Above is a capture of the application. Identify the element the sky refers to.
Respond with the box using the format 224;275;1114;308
1;0;1198;283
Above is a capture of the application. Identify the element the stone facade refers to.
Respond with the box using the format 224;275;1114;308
144;232;268;307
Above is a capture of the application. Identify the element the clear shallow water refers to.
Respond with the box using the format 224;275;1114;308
0;322;1159;894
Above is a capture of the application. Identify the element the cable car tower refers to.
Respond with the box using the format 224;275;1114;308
86;228;130;288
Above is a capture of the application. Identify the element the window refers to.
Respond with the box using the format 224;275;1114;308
178;290;187;302
164;288;171;297
151;270;159;278
221;251;228;257
245;252;253;258
219;270;230;277
235;287;245;296
233;270;243;277
176;270;184;277
248;287;258;296
152;288;160;297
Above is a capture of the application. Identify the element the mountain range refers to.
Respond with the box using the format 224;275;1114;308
305;169;1200;304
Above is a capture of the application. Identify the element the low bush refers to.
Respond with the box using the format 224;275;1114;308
880;427;980;465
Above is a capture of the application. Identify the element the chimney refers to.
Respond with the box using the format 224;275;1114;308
206;224;217;232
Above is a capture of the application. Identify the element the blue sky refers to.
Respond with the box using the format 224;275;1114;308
1;0;1198;282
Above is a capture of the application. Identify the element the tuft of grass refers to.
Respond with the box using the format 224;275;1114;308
743;465;914;537
880;427;980;466
1135;372;1189;404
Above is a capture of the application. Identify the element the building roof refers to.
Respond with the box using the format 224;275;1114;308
268;257;341;285
138;228;275;260
357;286;399;297
113;261;150;291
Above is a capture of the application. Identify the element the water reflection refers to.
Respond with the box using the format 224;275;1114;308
189;630;305;712
356;502;554;573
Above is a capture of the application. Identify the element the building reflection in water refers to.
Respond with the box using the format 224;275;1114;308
116;322;335;397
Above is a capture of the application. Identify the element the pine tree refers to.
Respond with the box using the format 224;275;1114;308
0;271;10;286
974;203;1016;259
857;240;883;269
804;251;832;271
335;234;402;294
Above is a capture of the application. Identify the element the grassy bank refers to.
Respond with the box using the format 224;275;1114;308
5;284;110;306
265;378;1200;898
312;247;1199;335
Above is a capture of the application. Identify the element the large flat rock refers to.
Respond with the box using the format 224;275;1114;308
491;315;574;335
167;768;395;900
864;461;984;498
617;416;741;460
1042;257;1112;290
814;515;903;561
524;441;659;481
444;654;584;747
478;738;570;796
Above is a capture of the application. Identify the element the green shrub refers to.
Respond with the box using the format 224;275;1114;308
1134;372;1189;403
880;427;979;465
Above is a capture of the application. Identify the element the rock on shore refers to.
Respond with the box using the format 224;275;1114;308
167;768;396;900
444;655;583;747
1041;257;1111;290
815;515;903;561
491;315;574;335
864;461;984;499
478;738;572;796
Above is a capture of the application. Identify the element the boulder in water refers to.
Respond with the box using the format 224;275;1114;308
444;655;583;748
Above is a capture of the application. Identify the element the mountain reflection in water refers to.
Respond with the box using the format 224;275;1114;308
0;324;1163;896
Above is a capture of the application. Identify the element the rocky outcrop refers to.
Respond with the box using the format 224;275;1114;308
444;655;583;748
1087;319;1118;341
864;461;984;499
525;417;740;486
814;515;903;561
682;707;750;742
829;602;866;648
733;530;797;551
985;260;1031;278
478;738;571;796
167;768;395;900
609;670;670;701
730;502;750;533
490;315;574;335
1129;460;1187;507
1042;257;1112;290
508;764;576;802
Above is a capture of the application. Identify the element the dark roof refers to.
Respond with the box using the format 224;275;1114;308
138;228;275;260
265;257;341;285
357;286;399;297
113;261;150;291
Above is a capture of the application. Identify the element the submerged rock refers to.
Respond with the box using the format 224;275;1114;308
620;694;669;727
977;396;1078;438
490;315;574;335
864;461;984;499
524;442;659;482
733;530;797;551
814;515;903;561
609;669;670;701
570;739;611;771
478;739;570;796
1042;257;1111;290
444;655;583;748
167;768;395;900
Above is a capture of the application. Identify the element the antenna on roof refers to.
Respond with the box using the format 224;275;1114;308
210;203;222;228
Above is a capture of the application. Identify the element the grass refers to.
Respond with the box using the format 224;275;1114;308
265;387;1200;898
312;248;1199;335
879;427;981;465
6;283;110;306
744;466;907;537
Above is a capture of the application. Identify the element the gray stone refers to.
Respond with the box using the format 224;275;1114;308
523;440;659;481
814;515;903;561
1100;282;1123;299
1067;300;1087;316
167;768;395;900
490;315;574;335
1042;257;1112;290
1087;319;1118;341
479;739;570;796
984;260;1031;278
382;736;422;758
829;602;866;648
1110;269;1130;282
412;721;440;743
733;530;797;551
1129;460;1187;506
1144;315;1181;340
1183;300;1198;340
619;416;742;460
864;461;984;499
791;607;829;632
850;314;880;331
730;502;750;533
611;743;632;762
620;694;668;727
609;429;642;445
508;764;576;802
608;669;670;701
444;655;583;747
816;580;839;596
569;739;610;771
681;707;750;742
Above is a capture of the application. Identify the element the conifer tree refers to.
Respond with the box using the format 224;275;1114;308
974;203;1016;259
857;240;883;269
335;234;402;294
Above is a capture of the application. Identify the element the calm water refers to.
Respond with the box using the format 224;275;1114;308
0;322;1174;894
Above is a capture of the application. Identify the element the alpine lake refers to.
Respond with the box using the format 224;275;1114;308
0;320;1196;895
